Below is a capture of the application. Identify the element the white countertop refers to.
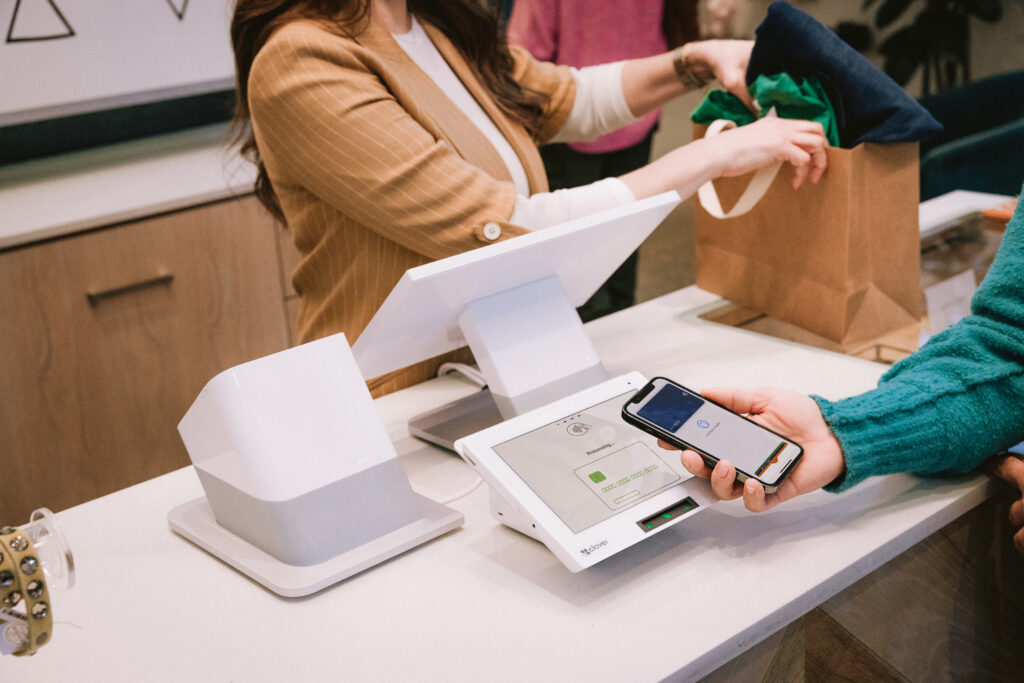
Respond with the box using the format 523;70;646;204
2;286;993;682
0;123;255;250
919;189;1014;237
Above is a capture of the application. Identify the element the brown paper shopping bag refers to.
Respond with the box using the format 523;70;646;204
694;122;922;345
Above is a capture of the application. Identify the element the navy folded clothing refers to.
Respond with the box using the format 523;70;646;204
747;1;943;148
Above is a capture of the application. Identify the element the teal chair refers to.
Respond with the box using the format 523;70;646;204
919;70;1024;200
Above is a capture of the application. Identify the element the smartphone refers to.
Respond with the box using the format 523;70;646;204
621;376;802;493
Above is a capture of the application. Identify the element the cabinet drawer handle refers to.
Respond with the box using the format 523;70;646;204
86;273;174;306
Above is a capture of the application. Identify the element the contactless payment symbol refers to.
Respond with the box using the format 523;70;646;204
696;419;710;428
567;422;591;436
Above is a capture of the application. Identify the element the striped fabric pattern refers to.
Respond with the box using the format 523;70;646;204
248;16;577;395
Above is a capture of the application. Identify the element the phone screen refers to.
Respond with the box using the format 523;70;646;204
626;380;799;485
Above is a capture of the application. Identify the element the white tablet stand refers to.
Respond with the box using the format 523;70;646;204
352;192;681;450
459;274;606;417
167;334;463;597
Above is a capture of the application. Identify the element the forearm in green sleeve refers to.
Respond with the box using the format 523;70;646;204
814;369;1024;492
816;188;1024;491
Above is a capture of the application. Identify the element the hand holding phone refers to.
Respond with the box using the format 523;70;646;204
622;377;804;494
644;384;846;511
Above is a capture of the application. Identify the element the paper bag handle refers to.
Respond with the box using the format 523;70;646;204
697;111;782;220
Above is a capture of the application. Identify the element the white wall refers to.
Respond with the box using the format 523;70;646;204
0;0;234;126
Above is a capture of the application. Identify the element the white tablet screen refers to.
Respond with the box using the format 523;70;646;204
492;391;687;533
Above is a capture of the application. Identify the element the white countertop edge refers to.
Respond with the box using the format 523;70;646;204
0;122;257;250
919;189;1015;237
0;184;256;250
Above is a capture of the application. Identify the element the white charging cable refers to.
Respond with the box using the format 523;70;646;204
436;362;487;388
432;474;485;505
424;363;488;503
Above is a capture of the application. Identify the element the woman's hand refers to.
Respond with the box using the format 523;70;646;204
620;115;827;200
710;116;828;188
657;387;846;512
989;454;1024;556
681;39;756;111
622;39;755;118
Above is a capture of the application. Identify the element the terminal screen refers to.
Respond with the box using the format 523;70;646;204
492;391;690;533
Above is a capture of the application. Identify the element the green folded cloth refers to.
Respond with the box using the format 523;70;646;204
691;73;840;147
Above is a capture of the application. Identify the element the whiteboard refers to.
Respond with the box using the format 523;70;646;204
0;0;235;126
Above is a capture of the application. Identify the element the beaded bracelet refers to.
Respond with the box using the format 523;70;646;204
0;525;53;656
672;44;711;91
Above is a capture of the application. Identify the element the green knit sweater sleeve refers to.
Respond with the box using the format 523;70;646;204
813;194;1024;492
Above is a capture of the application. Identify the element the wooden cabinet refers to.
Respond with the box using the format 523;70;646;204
0;196;291;523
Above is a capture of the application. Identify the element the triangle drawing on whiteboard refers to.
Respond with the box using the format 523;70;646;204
6;0;75;43
166;0;189;21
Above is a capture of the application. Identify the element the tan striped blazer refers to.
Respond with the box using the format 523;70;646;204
248;15;577;396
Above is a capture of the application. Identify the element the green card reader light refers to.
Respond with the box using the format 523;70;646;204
637;497;699;533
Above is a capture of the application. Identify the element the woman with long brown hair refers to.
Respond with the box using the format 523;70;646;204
231;0;828;395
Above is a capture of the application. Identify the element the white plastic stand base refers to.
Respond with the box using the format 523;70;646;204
168;495;463;597
409;274;610;451
408;387;505;452
459;274;607;418
488;489;543;542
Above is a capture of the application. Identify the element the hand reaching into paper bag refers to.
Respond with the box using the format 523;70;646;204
707;116;828;189
618;37;830;204
676;39;758;112
619;115;829;203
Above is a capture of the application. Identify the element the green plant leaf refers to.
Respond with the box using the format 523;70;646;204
876;0;916;29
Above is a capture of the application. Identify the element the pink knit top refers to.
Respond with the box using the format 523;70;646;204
507;0;667;154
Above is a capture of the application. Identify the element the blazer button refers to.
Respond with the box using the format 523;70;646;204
482;222;502;241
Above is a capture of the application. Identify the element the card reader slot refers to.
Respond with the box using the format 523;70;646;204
636;497;698;533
